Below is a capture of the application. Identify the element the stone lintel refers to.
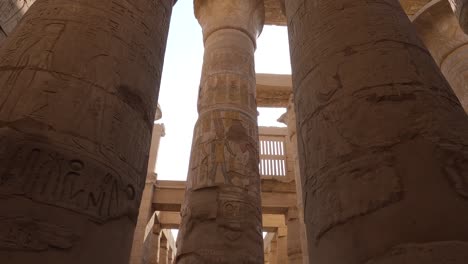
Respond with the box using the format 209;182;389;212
157;211;286;232
153;179;297;214
256;73;292;107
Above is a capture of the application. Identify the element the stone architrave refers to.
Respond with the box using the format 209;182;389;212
0;0;174;263
284;0;468;263
413;0;468;112
448;0;468;33
176;0;265;263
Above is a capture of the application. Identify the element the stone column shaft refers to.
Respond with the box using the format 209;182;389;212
159;236;168;264
276;228;288;264
280;98;309;264
0;0;173;263
176;1;264;263
285;0;468;263
268;239;278;264
149;225;161;264
286;208;303;264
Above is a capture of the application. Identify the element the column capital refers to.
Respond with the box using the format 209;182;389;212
194;0;265;44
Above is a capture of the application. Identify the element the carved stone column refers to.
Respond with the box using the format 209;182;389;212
131;123;165;264
149;224;161;264
285;0;468;263
449;0;468;33
268;238;278;264
264;251;270;264
0;0;174;263
159;235;168;264
286;208;303;264
413;0;468;112
279;97;309;264
176;0;264;263
276;227;288;264
167;248;173;264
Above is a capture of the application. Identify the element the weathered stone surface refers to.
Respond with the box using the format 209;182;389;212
365;241;468;263
176;1;265;263
0;0;173;262
413;0;468;112
264;0;286;26
285;0;468;263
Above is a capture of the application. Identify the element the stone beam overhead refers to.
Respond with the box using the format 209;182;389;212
264;0;287;26
153;180;297;214
157;211;286;232
256;73;292;107
264;0;433;25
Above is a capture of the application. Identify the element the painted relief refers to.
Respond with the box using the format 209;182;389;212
188;110;259;191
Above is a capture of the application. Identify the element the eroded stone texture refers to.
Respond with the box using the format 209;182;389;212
448;0;468;33
413;0;468;112
0;0;173;263
285;0;468;263
176;0;264;263
365;241;468;263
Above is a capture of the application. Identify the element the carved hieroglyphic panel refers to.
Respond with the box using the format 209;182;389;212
0;216;76;251
286;0;468;263
0;140;140;223
188;110;260;194
304;152;403;242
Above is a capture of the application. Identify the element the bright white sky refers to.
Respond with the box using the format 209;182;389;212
155;0;291;181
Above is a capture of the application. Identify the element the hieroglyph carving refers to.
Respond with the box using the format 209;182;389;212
0;141;139;223
0;1;173;261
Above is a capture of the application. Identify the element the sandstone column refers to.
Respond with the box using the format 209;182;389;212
285;0;468;263
279;98;309;264
159;235;168;264
286;208;303;264
276;227;288;264
448;0;468;33
413;0;468;112
0;0;174;263
268;238;278;264
149;224;161;264
168;248;173;264
264;251;270;264
176;0;265;263
131;122;165;264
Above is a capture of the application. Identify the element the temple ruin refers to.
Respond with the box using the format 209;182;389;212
1;0;468;263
